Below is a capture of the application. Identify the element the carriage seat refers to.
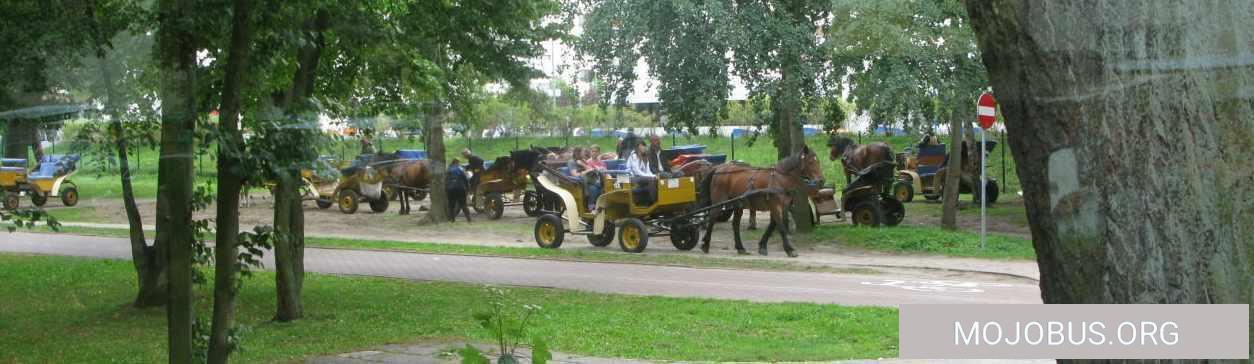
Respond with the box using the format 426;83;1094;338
29;155;79;180
915;144;947;177
1;158;26;169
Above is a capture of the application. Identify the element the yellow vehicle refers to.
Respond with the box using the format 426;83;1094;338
532;168;702;253
1;155;80;210
300;155;388;214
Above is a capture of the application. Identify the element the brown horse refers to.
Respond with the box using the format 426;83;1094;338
827;136;895;184
372;153;431;215
699;146;824;257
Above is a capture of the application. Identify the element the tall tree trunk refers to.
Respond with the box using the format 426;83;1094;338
422;105;449;223
86;0;165;308
965;0;1253;357
155;0;199;361
208;0;254;361
941;115;963;230
773;54;813;233
272;8;328;322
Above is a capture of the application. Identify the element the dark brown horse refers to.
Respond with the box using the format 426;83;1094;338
699;146;824;257
828;136;895;184
369;152;432;214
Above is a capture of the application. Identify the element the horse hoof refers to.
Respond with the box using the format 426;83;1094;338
736;249;750;255
786;251;799;258
758;248;768;256
700;246;710;254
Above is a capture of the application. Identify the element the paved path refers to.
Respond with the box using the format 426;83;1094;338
58;221;1042;281
1;232;1041;306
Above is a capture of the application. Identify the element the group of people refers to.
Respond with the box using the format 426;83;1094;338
438;131;673;221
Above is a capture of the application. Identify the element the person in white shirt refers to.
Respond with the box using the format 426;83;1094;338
626;141;658;205
626;141;655;178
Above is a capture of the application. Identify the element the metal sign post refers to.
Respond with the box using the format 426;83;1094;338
976;92;998;250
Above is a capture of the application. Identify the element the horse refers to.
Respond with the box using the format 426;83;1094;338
370;152;431;215
698;146;824;257
827;136;895;185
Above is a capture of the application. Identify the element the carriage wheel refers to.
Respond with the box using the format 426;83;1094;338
668;222;699;251
316;199;332;209
893;180;914;203
534;214;565;248
850;200;883;227
3;193;18;210
587;219;614;247
337;189;360;214
30;192;48;207
412;190;428;201
61;185;79;207
522;191;541;217
471;192;485;213
618;218;649;253
486;193;505;220
881;198;905;227
369;197;389;213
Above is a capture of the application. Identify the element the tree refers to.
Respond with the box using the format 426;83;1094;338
577;0;837;156
964;0;1252;352
207;0;257;360
75;0;169;308
940;117;962;230
153;0;201;360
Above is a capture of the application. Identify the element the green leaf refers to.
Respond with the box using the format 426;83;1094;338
530;338;551;364
459;344;490;364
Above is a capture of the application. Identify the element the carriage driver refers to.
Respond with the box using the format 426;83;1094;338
626;140;660;205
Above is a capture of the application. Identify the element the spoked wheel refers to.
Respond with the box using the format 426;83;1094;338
587;219;614;247
471;193;485;213
30;192;48;207
3;193;18;210
893;180;914;203
486;192;505;220
534;214;565;249
337;189;360;214
668;221;699;251
369;198;389;213
618;218;649;253
880;198;905;226
850;200;883;227
522;191;541;217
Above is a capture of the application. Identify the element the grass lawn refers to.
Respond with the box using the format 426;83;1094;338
812;224;1036;260
0;254;899;363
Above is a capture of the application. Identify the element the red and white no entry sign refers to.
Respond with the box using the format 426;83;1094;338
977;92;997;129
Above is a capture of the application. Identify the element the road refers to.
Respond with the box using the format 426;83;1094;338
1;232;1041;306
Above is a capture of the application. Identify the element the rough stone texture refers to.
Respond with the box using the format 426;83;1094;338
964;0;1253;359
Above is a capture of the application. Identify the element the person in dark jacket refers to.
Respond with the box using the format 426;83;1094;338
462;148;485;188
446;159;472;222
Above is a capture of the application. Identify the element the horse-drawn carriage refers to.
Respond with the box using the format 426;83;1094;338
531;166;704;253
816;136;907;227
1;154;80;210
895;140;999;204
470;151;541;220
302;154;390;214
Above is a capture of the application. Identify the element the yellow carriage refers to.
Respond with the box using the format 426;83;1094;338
531;167;702;253
1;155;80;210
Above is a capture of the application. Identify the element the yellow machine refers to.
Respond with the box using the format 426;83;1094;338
532;168;701;253
1;155;80;210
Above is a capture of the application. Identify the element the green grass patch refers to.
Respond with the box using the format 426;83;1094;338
905;199;1031;228
813;225;1035;260
0;254;899;362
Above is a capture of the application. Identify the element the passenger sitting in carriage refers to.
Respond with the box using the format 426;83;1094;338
626;140;658;206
